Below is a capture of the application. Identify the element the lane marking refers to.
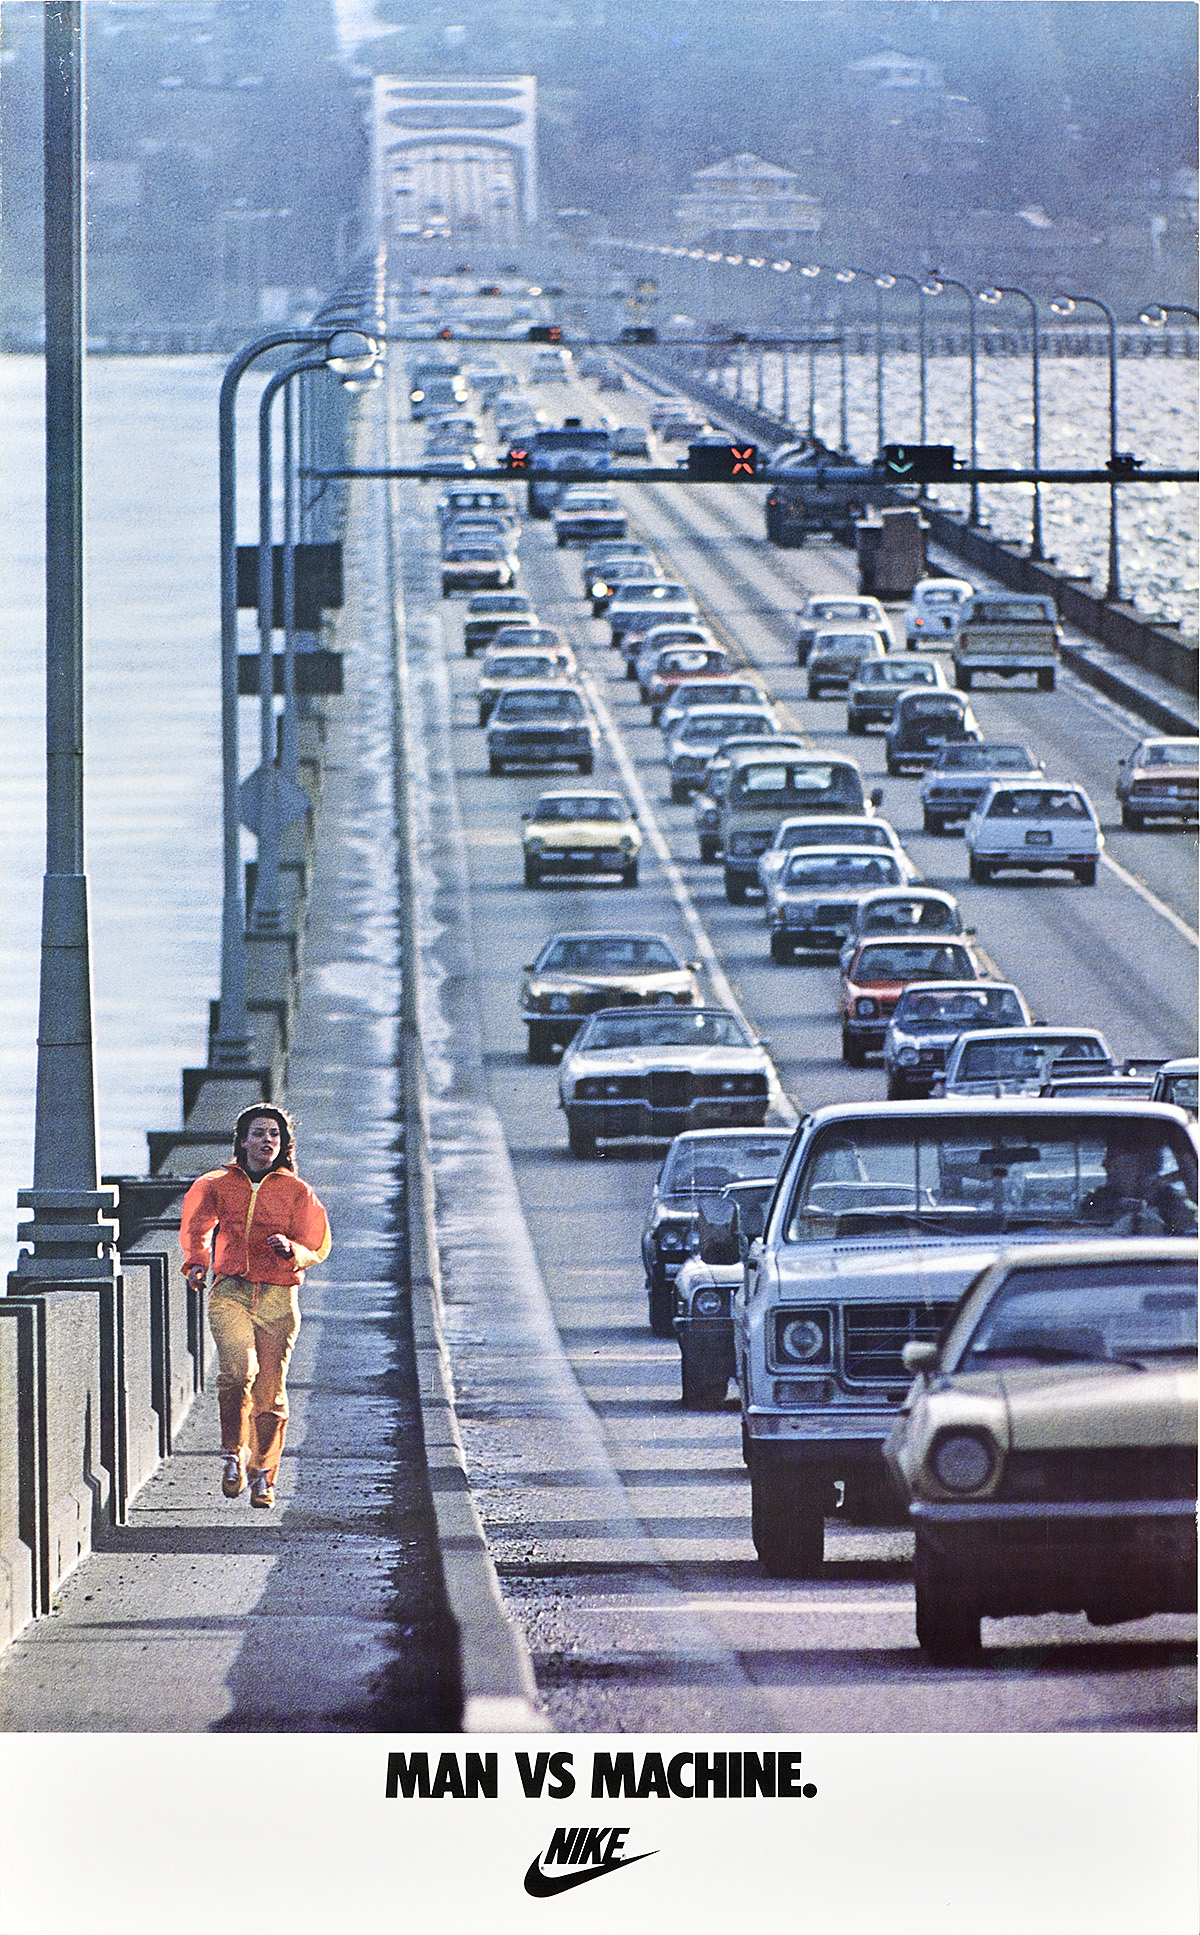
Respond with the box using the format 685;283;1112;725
1099;850;1199;947
577;660;800;1126
581;1598;913;1615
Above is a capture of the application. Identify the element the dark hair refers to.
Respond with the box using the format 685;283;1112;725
232;1104;296;1172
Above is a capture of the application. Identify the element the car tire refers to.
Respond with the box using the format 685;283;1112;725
555;536;566;548
886;758;901;776
478;703;490;727
488;755;503;776
749;1460;826;1578
622;859;639;887
567;1117;595;1159
724;875;749;906
680;1351;727;1410
1075;862;1097;885
527;1023;554;1065
806;680;821;700
698;838;720;864
1037;668;1056;691
577;755;594;775
841;1029;867;1067
886;1074;911;1099
954;666;972;691
669;779;689;804
847;715;865;735
1120;805;1143;830
769;930;793;965
523;857;540;888
647;1280;674;1338
441;582;451;598
914;1533;983;1664
922;810;945;835
623;658;637;680
464;641;476;658
968;856;991;884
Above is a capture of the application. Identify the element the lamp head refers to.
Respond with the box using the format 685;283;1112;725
1050;297;1075;317
1139;306;1167;327
978;288;1003;305
325;329;378;375
874;274;896;289
800;264;821;278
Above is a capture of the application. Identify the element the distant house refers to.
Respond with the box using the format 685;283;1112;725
844;49;945;92
674;153;821;239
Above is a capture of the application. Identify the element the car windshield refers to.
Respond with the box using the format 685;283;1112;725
854;942;975;981
808;603;873;623
580;1010;750;1051
493;690;584;720
737;762;856;799
680;713;768;743
956;1260;1198;1369
447;547;504;560
469;595;529;614
936;744;1034;772
860;898;956;932
777;822;889;850
660;649;724;674
921;588;966;605
597;562;659;583
1160;1073;1199;1110
784;853;903;888
533;797;627;824
785;1122;1197;1244
1142;742;1199;767
892;985;1024;1028
859;662;936;685
985;789;1090;820
539;936;679;973
486;657;556;679
670;683;757;709
903;696;965;717
955;1037;1107;1082
562;495;619;512
970;600;1055;624
613;585;690;606
660;1134;791;1199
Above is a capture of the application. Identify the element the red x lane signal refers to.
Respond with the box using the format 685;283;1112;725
506;448;529;471
687;442;759;480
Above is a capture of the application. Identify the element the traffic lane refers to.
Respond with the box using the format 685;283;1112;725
429;497;1196;1729
667;475;1199;926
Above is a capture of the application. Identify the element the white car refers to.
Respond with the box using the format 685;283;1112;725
940;1027;1114;1097
965;780;1105;885
905;576;974;647
559;1006;772;1157
757;815;915;919
769;848;912;962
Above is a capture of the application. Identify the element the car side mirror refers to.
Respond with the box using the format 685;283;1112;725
964;926;976;936
688;961;702;974
870;787;884;808
522;963;535;973
630;810;639;822
902;1339;938;1377
521;811;531;820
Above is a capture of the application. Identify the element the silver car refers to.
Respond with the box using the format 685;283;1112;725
769;848;909;963
884;980;1031;1098
940;1027;1114;1097
665;706;780;802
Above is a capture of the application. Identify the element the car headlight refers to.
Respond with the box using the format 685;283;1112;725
855;997;878;1018
526;836;545;853
657;1228;685;1251
897;1046;919;1066
776;1312;830;1365
620;834;635;851
655;991;678;1005
694;1288;725;1317
549;993;571;1013
930;1431;997;1494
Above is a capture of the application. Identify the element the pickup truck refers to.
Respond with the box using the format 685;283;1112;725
952;594;1062;692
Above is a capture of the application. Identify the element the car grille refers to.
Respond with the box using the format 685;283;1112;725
1131;780;1198;801
492;728;583;747
843;1302;955;1384
928;784;986;805
998;1447;1197;1504
915;1044;949;1068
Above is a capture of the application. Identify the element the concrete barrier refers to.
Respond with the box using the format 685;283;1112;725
0;1304;37;1644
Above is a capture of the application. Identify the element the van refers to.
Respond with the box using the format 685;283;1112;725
720;750;880;903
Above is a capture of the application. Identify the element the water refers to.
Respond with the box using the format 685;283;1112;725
0;356;269;1282
712;351;1199;626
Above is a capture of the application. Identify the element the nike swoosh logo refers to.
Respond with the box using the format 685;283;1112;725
523;1852;655;1898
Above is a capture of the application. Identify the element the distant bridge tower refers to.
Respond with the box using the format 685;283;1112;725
372;75;538;242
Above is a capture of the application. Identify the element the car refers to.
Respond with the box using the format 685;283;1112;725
940;1028;1115;1097
1115;737;1199;829
839;938;983;1062
641;644;732;720
582;538;653;588
608;581;700;654
436;485;516;529
495;402;547;442
769;849;911;964
612;426;653;460
553;488;628;547
953;593;1062;691
521;930;703;1063
1150;1057;1199;1117
760;816;915;918
597;367;627;392
487;625;572;664
463;592;535;657
485;683;596;775
656;676;767;737
693;736;810;865
806;627;889;699
904;575;975;647
836;888;966;970
442;514;518;554
418;452;478;475
587;556;664;611
577;350;608;378
884;690;981;774
530;346;572;381
649;397;694;432
640;1128;793;1339
520;789;642;890
665;706;781;802
410;374;470;419
631;626;717;692
673;1178;783;1402
476;641;574;725
440;541;519;597
721;750;882;903
559;1005;772;1157
965;780;1105;885
883;979;1031;1096
795;594;890;665
920;742;1045;834
658;413;712;442
884;1237;1198;1661
735;1098;1197;1578
846;655;947;733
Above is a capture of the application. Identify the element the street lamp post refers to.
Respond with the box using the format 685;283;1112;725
876;271;929;445
979;284;1044;559
800;263;873;451
1050;293;1121;602
212;326;378;1068
924;273;980;524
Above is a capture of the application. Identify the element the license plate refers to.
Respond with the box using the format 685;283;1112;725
1025;830;1053;846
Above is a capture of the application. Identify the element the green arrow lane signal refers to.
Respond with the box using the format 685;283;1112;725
888;447;914;474
881;444;958;481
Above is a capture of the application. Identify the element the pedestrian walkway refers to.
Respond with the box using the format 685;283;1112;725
0;442;458;1731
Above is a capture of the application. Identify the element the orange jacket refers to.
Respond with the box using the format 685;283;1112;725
179;1162;331;1285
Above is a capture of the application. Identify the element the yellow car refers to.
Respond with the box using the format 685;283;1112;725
476;636;576;725
885;1236;1198;1664
520;789;641;889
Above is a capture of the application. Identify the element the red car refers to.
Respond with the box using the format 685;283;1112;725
838;935;982;1065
